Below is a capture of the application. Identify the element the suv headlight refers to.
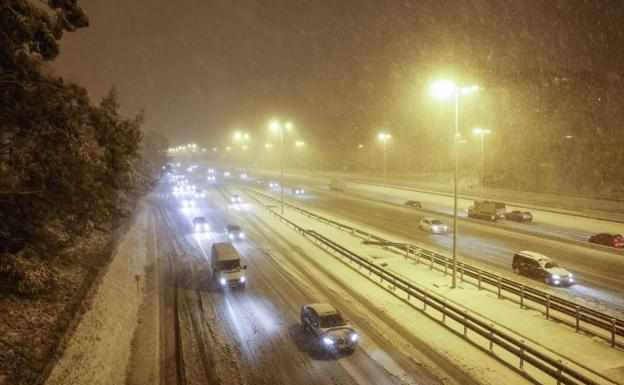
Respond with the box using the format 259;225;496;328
551;274;560;280
322;337;334;345
350;333;358;342
220;278;226;286
228;233;234;239
240;276;246;283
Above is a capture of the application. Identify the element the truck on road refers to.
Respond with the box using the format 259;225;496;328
467;200;506;221
329;178;346;191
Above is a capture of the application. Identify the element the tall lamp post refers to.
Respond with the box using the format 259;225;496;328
472;128;491;198
270;120;293;214
377;132;391;184
431;80;479;289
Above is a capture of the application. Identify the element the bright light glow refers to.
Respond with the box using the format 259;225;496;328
240;276;246;283
225;146;232;151
378;132;391;142
322;337;334;345
430;79;456;100
220;278;226;286
473;127;491;135
270;121;280;131
285;122;293;130
350;333;358;342
243;133;249;140
234;132;242;141
295;140;305;147
265;143;273;149
358;144;364;148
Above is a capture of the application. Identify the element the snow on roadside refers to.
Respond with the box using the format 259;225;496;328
236;192;534;385
45;200;154;385
244;191;623;385
254;188;624;318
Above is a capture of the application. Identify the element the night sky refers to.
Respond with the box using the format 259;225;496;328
54;0;624;146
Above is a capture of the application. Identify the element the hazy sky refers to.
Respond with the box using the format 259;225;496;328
54;0;624;147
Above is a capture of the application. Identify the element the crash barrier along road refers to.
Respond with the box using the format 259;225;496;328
246;189;624;350
245;190;617;385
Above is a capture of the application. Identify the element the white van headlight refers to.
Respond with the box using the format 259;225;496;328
551;274;560;280
240;276;246;283
240;232;245;238
220;278;226;286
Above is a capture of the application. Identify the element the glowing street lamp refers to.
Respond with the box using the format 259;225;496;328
472;128;491;198
269;120;294;214
430;79;479;289
377;132;391;184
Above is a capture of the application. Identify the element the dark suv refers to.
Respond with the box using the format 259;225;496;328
512;251;574;286
300;303;358;353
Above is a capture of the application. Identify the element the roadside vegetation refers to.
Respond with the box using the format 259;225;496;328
0;2;167;383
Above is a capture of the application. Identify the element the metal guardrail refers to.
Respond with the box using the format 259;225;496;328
246;191;609;385
247;189;624;349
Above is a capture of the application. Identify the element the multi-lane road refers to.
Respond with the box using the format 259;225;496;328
233;170;624;313
134;178;489;385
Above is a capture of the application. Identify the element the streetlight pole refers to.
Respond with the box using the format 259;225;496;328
270;121;292;215
452;90;459;289
280;124;284;214
431;80;479;289
472;128;491;198
378;132;391;185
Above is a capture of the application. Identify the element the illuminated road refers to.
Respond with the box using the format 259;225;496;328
130;180;478;385
236;174;624;313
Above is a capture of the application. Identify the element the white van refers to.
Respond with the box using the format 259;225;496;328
211;242;247;288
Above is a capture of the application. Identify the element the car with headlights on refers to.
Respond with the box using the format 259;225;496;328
418;218;448;233
192;216;209;232
269;181;279;188
512;251;574;286
240;173;248;179
292;187;305;195
230;194;242;203
300;303;358;353
207;175;216;181
589;233;624;248
505;210;533;222
404;200;422;208
225;224;244;240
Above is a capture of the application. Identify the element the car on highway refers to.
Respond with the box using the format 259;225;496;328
192;216;209;232
225;224;245;240
300;303;358;353
418;218;448;233
269;181;279;188
256;178;265;185
230;195;242;203
208;168;215;174
588;233;624;248
223;171;231;177
505;210;533;222
195;189;206;198
292;187;305;195
512;251;574;286
404;200;422;208
182;199;196;207
211;242;247;288
240;173;248;179
207;175;216;181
